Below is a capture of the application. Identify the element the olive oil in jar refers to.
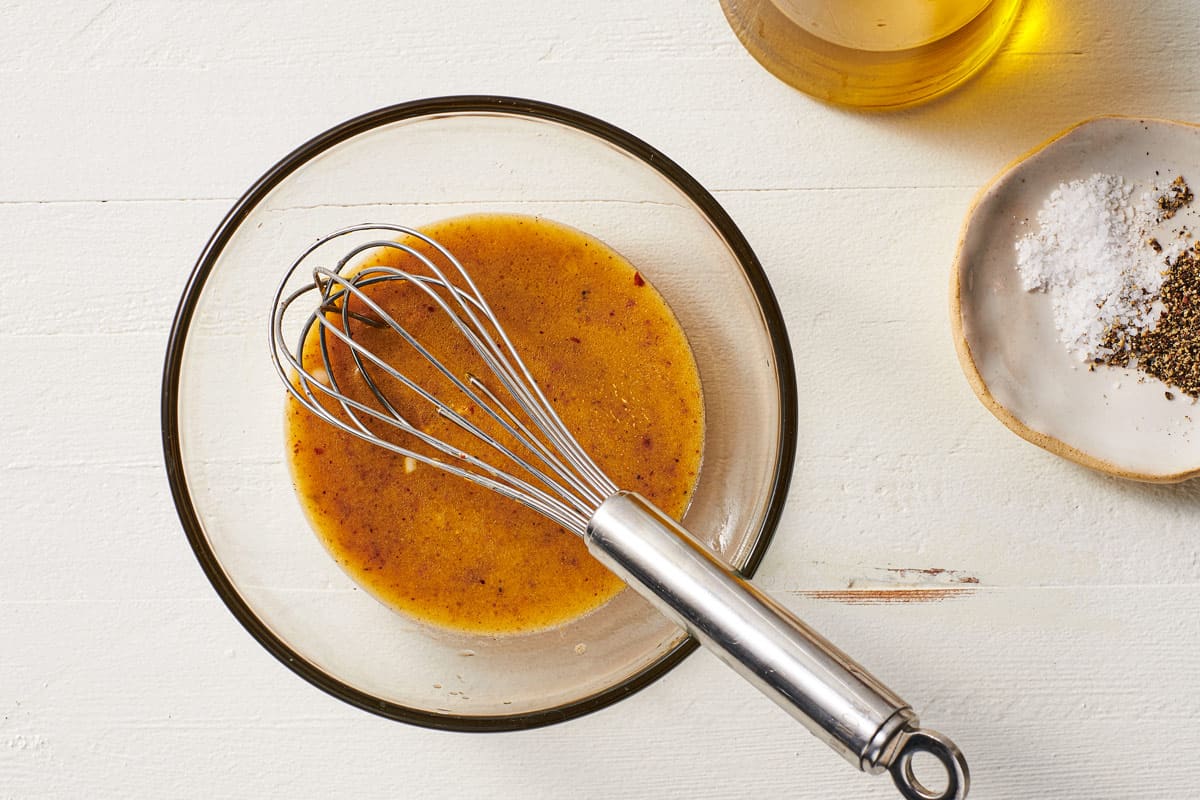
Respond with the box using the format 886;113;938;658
721;0;1023;109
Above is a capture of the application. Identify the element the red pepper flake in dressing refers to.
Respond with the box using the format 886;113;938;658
633;272;645;287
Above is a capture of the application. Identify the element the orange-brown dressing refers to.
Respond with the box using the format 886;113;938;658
286;214;704;634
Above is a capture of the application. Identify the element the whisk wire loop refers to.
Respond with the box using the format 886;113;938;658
278;301;588;533
269;224;616;535
315;263;598;522
330;232;611;498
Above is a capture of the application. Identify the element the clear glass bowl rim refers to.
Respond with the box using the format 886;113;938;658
161;95;798;732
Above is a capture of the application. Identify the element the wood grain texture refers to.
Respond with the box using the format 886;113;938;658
4;0;1200;797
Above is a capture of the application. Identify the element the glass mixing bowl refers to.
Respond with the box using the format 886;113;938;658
162;96;797;730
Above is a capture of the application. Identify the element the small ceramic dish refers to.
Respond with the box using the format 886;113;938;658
953;116;1200;482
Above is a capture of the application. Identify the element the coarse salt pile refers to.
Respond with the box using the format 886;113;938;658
1015;173;1175;362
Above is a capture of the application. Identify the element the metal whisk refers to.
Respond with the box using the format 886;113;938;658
270;223;969;800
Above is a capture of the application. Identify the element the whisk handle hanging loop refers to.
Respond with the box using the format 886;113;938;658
586;492;968;800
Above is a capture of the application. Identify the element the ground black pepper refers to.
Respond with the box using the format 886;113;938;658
1106;244;1200;397
1096;178;1200;398
1158;175;1194;219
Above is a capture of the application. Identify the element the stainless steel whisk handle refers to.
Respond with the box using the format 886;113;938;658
586;492;968;800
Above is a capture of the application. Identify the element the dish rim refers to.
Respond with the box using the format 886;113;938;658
950;114;1200;483
160;95;800;730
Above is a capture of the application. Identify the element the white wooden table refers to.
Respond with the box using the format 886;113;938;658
5;1;1199;797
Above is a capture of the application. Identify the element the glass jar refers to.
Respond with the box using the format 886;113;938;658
721;0;1023;109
